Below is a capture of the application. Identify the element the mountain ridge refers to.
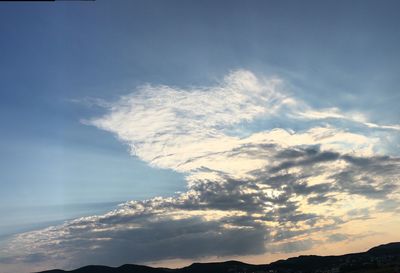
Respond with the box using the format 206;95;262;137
37;242;400;273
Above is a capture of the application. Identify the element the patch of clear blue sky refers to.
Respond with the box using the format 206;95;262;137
0;0;399;234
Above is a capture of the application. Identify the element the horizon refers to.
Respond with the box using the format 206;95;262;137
35;241;400;272
146;241;400;269
0;1;400;273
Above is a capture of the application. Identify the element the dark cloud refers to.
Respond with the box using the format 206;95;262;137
328;155;400;199
307;195;332;205
271;148;340;173
327;233;348;242
3;145;400;269
375;199;400;213
249;145;399;201
58;217;267;267
346;208;371;221
270;239;317;253
0;253;48;264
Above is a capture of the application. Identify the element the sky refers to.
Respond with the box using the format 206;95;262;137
0;0;400;272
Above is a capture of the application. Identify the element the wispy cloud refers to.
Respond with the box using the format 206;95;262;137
2;70;400;271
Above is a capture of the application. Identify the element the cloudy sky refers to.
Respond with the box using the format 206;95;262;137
1;1;400;272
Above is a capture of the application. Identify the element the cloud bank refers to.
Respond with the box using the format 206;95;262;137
2;70;400;271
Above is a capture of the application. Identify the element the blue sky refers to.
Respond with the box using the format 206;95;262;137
0;1;400;272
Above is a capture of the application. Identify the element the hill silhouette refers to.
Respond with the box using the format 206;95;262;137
37;242;400;273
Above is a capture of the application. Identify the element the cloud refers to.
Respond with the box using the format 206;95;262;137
1;70;400;271
84;70;292;175
326;233;348;243
270;239;318;253
296;107;400;132
376;199;400;213
84;70;384;178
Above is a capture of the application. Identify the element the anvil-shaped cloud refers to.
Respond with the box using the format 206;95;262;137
2;70;400;271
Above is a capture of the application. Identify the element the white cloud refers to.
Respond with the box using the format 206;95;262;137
85;69;389;179
296;107;400;131
85;70;293;173
2;70;400;272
